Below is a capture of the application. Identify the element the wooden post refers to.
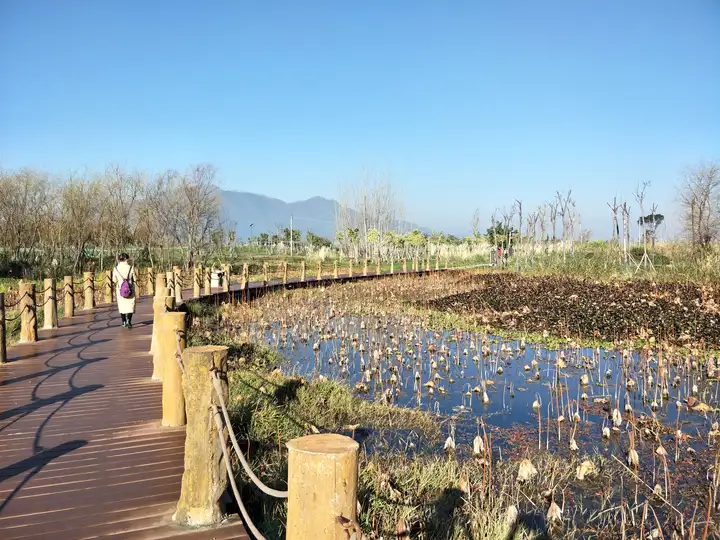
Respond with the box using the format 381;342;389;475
282;262;288;284
149;273;167;357
83;272;95;310
173;266;183;303
204;267;211;296
445;258;449;270
317;261;322;281
426;252;431;271
363;259;368;276
300;261;306;282
286;434;359;540
166;271;174;298
193;266;201;298
0;293;6;364
63;276;74;318
435;253;439;270
390;258;394;274
160;311;187;427
43;278;58;329
263;262;269;285
151;296;175;379
173;345;229;527
146;268;155;297
103;269;112;304
222;264;230;292
402;258;407;273
414;256;419;272
19;281;38;343
376;260;381;275
333;260;338;279
240;264;247;290
242;263;249;301
348;260;353;278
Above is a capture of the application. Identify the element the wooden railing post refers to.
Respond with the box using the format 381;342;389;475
83;272;95;310
222;264;231;292
166;271;174;298
19;281;38;343
240;264;247;290
363;259;368;276
317;261;322;281
333;261;338;279
414;256;419;272
0;293;6;363
103;270;113;304
173;345;229;527
193;266;201;298
348;260;353;278
146;268;155;297
160;311;187;427
151;296;175;380
402;258;407;273
43;278;58;329
390;258;395;274
300;261;306;282
173;266;183;303
435;253;440;270
150;273;167;357
263;263;269;285
282;262;288;285
204;267;211;295
376;260;381;275
63;276;74;318
286;434;359;539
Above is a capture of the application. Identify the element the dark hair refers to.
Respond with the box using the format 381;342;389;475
118;253;130;262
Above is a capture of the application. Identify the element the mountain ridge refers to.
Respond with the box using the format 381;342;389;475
219;189;430;241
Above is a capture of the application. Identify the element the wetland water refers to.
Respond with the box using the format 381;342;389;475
253;313;715;459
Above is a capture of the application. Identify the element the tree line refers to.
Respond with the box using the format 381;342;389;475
0;164;222;276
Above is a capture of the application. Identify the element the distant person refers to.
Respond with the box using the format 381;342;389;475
113;253;136;328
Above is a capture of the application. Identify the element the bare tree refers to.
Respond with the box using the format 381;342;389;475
634;181;653;270
471;209;481;239
678;162;720;251
607;197;620;244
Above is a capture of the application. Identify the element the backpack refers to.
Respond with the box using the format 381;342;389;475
117;266;134;299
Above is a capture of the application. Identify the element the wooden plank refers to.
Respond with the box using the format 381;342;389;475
0;297;249;539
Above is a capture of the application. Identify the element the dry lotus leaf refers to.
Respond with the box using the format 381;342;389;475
517;459;537;483
576;460;596;480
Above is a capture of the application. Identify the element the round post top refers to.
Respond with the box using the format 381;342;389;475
183;345;229;354
286;433;359;455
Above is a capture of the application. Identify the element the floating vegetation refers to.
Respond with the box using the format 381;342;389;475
188;272;720;538
426;272;720;347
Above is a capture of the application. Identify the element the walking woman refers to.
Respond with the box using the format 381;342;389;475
113;253;136;328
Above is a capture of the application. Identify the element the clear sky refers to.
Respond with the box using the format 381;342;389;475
1;1;718;237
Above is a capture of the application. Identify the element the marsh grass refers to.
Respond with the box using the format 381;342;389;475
221;364;695;539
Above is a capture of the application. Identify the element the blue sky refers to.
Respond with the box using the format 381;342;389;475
1;1;718;237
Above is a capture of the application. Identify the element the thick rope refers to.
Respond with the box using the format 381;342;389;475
211;372;289;499
213;406;267;540
174;331;185;374
3;291;29;308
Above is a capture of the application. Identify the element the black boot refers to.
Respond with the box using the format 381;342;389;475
120;314;127;328
126;314;133;329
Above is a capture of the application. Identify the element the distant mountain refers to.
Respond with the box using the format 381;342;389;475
219;190;430;241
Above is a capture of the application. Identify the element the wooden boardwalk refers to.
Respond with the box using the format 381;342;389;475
0;293;249;539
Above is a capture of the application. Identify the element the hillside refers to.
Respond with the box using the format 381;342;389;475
219;190;429;241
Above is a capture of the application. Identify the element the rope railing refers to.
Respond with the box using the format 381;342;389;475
213;405;268;540
210;371;289;499
174;330;185;374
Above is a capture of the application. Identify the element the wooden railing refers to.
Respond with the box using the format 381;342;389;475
0;260;450;537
